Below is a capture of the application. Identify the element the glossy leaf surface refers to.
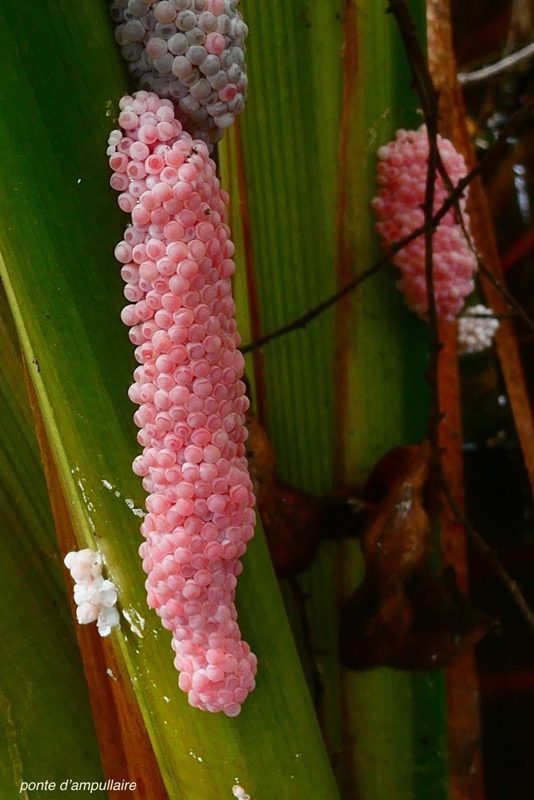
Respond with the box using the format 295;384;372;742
0;1;340;797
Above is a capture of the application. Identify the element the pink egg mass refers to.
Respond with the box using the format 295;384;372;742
109;90;256;716
372;125;477;320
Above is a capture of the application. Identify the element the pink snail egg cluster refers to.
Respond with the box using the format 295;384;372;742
109;90;256;716
372;125;477;320
110;0;247;146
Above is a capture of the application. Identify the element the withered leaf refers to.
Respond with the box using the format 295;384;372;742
362;443;431;588
246;411;369;576
340;442;491;671
246;411;321;575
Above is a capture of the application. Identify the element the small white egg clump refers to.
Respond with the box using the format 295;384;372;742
457;304;500;355
232;786;251;799
109;0;248;146
64;549;120;637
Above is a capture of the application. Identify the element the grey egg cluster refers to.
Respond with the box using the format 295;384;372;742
110;0;248;145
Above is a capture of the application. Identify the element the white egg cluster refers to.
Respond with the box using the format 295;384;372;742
457;304;500;355
64;549;120;637
110;0;248;145
232;786;251;799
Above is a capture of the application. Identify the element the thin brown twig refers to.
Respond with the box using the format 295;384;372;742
388;0;445;520
240;259;383;353
440;477;534;635
445;176;534;332
477;258;534;331
387;0;436;112
240;103;533;354
458;42;534;87
432;130;534;335
423;124;445;516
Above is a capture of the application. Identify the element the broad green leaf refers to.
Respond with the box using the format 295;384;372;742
0;1;341;797
222;1;449;798
0;285;106;797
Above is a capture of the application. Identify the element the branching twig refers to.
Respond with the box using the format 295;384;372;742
439;160;534;334
431;122;534;335
477;258;534;332
240;104;533;354
388;0;534;637
389;0;534;336
244;2;534;640
459;42;534;87
240;259;383;354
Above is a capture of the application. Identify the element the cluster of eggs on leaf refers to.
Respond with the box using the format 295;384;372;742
372;125;478;320
110;0;248;146
109;91;257;715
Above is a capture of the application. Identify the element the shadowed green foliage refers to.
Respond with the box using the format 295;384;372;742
0;285;106;797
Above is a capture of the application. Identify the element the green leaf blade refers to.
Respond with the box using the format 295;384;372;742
0;2;342;797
